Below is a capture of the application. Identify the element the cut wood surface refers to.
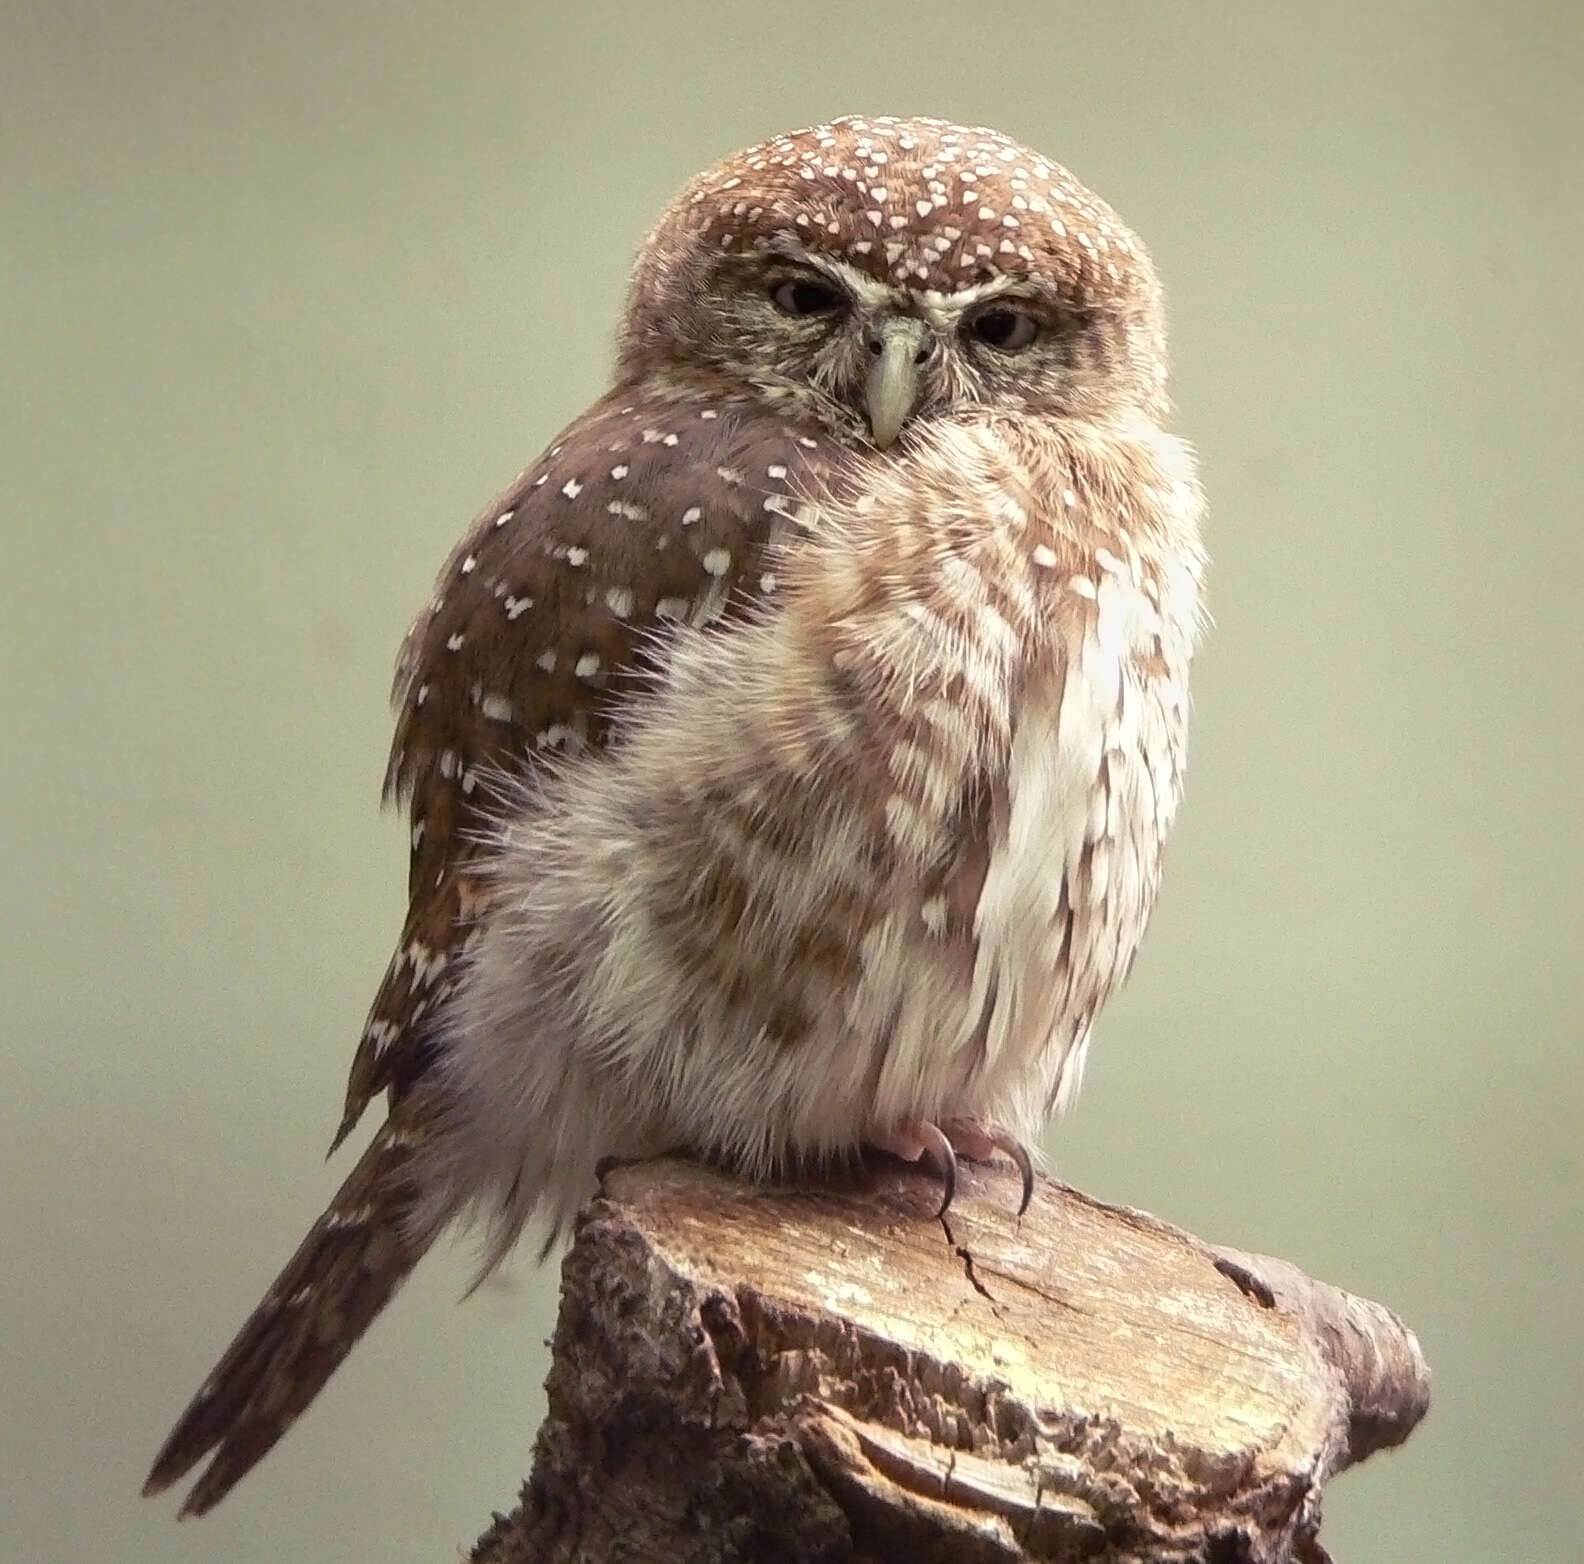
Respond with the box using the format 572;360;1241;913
472;1158;1429;1563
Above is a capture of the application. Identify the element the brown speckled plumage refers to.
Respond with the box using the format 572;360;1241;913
145;115;1206;1517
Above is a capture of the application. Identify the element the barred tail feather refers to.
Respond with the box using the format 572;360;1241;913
142;1117;429;1516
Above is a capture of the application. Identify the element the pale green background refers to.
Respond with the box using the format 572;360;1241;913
4;3;1579;1560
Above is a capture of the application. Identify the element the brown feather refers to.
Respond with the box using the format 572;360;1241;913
143;1113;427;1516
335;382;836;1147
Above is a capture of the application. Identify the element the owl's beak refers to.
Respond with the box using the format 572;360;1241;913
864;317;931;449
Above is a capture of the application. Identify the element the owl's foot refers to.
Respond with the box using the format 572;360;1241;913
939;1118;1036;1216
866;1118;1035;1217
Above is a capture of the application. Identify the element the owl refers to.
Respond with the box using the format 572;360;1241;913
145;115;1206;1516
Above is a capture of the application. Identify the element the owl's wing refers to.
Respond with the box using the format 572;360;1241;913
334;383;835;1145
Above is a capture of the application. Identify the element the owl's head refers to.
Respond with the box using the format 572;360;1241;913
618;115;1171;446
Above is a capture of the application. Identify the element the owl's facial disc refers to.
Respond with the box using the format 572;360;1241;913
864;316;931;448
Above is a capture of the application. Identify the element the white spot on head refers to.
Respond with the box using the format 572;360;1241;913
767;464;787;480
535;648;557;671
445;632;464;652
1032;544;1058;568
566;546;588;566
655;596;688;619
702;548;731;576
561;478;582;500
681;506;702;525
460;554;477;574
574;652;601;680
605;585;635;616
611;464;628;479
504;595;532;619
481;693;513;722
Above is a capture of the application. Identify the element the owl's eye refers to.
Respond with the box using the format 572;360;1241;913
769;277;845;317
966;308;1040;352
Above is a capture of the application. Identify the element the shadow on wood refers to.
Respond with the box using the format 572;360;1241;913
472;1158;1429;1563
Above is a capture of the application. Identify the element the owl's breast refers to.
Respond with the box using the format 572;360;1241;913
955;531;1199;1126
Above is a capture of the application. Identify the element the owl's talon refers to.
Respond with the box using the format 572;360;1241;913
989;1130;1036;1216
913;1120;958;1218
868;1119;958;1215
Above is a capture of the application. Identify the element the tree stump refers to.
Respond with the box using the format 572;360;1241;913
471;1158;1429;1563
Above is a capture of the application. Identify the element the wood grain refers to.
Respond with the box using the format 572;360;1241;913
472;1158;1429;1562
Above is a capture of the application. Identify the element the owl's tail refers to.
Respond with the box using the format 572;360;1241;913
142;1114;431;1517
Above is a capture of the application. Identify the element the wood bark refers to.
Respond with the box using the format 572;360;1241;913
471;1158;1429;1563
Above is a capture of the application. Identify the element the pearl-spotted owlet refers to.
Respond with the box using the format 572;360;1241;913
145;114;1206;1516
